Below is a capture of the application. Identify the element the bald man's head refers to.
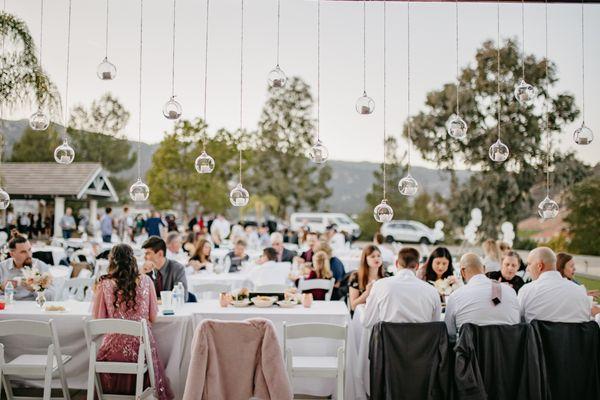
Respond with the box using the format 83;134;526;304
459;252;484;282
526;247;557;280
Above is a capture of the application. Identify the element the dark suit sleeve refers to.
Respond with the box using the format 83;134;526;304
330;257;345;282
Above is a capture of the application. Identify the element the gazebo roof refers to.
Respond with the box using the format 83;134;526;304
0;162;119;202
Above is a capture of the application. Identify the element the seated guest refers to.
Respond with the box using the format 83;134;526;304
142;236;188;301
165;231;188;265
187;238;213;273
348;245;386;310
258;224;271;248
250;247;289;287
271;232;296;263
328;224;346;250
315;240;345;299
556;252;579;284
486;251;525;293
518;247;590;323
0;230;55;300
373;233;395;267
418;246;456;284
362;247;441;328
302;250;333;301
92;244;173;400
482;239;501;272
225;239;249;272
300;232;319;262
445;253;520;338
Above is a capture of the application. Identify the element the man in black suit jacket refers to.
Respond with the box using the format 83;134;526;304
142;236;189;301
271;232;296;262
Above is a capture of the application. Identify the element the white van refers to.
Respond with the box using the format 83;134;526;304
289;212;361;240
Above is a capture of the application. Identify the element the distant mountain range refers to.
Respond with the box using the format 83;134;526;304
1;119;471;214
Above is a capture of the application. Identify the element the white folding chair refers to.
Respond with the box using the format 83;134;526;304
84;319;155;400
254;284;289;293
62;278;95;301
190;283;231;300
298;277;336;301
283;322;347;400
0;319;71;400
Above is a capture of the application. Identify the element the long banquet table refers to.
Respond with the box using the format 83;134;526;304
0;299;358;399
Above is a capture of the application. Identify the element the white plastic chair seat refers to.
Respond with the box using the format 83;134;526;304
291;356;339;377
4;354;72;376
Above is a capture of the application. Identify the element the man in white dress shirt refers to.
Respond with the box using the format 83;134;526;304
165;231;188;265
444;253;520;338
518;247;590;323
249;247;290;287
210;214;231;242
362;247;441;329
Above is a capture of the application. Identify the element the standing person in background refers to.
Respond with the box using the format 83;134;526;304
100;208;114;243
328;225;346;250
145;211;165;238
165;214;178;232
482;239;502;272
258;224;271;247
210;214;230;243
188;212;204;232
60;207;76;239
117;207;134;242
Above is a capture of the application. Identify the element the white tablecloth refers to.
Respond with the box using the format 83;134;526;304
187;271;253;294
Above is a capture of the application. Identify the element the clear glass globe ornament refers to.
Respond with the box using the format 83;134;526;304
129;178;150;202
96;57;117;80
573;123;594;145
398;174;419;196
308;140;329;164
229;183;250;207
538;196;559;220
0;188;10;210
355;93;375;115
54;139;75;164
29;110;50;131
162;96;183;120
446;114;468;139
488;139;510;163
267;65;287;88
373;199;394;223
194;151;215;174
514;79;537;105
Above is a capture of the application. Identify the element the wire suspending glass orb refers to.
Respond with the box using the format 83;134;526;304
267;65;287;88
229;183;250;207
96;57;117;80
54;139;75;164
29;110;50;131
355;93;375;115
538;196;559;220
0;188;10;210
194;151;215;174
129;178;150;202
162;96;182;120
573;123;593;145
514;79;536;105
373;199;393;223
446;114;468;139
488;139;509;163
308;140;329;164
398;174;419;197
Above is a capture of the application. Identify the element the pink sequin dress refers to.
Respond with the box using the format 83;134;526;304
91;274;174;400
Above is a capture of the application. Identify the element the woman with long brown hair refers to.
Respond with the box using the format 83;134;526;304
348;245;385;310
187;238;213;272
92;244;173;399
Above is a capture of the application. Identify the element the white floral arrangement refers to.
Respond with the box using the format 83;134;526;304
430;276;461;297
20;266;53;292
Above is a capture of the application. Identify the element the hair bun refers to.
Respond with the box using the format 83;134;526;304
10;229;21;240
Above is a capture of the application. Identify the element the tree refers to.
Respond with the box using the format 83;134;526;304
408;39;579;237
565;176;600;256
10;123;61;162
146;119;240;214
0;12;59;115
247;77;332;218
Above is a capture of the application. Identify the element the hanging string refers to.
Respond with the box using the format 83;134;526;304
104;0;109;59
382;0;386;200
317;0;321;142
455;0;459;116
63;0;72;131
406;0;411;171
276;0;281;67
39;0;44;70
496;0;501;141
580;0;585;124
545;0;550;196
137;0;144;180
202;0;210;151
170;0;177;98
362;0;366;95
521;0;525;80
239;0;244;184
1;0;5;186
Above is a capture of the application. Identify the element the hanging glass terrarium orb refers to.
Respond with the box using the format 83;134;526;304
129;178;150;202
488;139;510;163
96;57;117;80
398;174;419;196
355;93;375;115
573;123;593;145
373;199;394;223
538;196;559;220
0;188;10;210
229;183;250;207
267;65;287;88
308;140;329;164
54;139;75;164
162;96;183;120
29;110;50;131
446;114;468;139
194;151;215;174
514;79;537;105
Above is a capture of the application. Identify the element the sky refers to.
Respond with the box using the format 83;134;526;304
4;0;600;169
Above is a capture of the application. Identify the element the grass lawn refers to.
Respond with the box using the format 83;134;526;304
575;274;600;292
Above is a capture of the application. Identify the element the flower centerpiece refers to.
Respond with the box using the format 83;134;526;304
21;266;53;308
429;276;461;300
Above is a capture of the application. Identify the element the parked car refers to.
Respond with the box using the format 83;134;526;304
380;220;443;244
289;212;361;240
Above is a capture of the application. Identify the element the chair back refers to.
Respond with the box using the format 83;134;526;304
284;322;347;346
191;282;231;300
63;277;95;301
0;319;53;338
254;284;289;293
298;277;336;300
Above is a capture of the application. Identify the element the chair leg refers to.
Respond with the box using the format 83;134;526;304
2;374;14;400
337;372;344;400
42;348;54;400
86;352;96;400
